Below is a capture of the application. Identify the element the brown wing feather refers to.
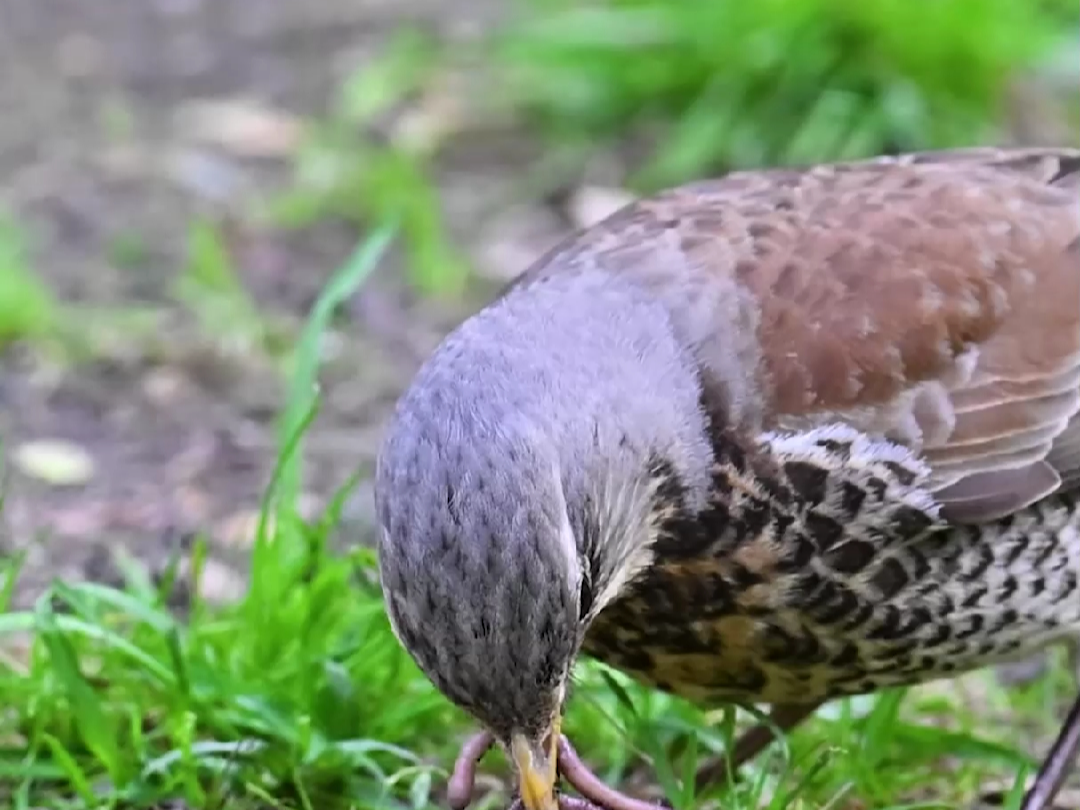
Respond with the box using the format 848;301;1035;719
736;148;1079;522
517;146;1080;524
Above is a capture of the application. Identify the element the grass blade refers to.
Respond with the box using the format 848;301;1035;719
276;219;399;509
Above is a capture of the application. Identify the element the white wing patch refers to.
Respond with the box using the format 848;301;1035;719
761;423;942;521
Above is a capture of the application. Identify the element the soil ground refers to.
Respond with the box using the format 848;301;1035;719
0;0;578;606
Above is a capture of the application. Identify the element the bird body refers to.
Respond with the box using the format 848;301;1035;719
375;147;1080;809
584;425;1080;707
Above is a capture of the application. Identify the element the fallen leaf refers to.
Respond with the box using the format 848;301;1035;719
196;558;247;604
177;98;306;159
565;185;637;230
13;439;96;487
474;204;565;282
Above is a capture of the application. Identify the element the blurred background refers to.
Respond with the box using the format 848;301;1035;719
0;1;1077;808
1;0;1076;605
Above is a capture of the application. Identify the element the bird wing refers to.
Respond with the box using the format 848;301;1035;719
524;147;1080;524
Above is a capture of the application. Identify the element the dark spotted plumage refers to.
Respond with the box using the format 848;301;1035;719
585;424;1080;707
374;146;1080;810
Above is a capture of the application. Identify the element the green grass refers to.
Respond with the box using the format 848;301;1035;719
265;30;473;301
1;224;1075;810
0;212;58;347
493;0;1078;191
170;218;305;363
259;0;1077;304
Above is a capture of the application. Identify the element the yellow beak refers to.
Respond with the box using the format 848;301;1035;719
510;717;560;810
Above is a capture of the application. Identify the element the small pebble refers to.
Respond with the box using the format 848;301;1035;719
13;439;96;487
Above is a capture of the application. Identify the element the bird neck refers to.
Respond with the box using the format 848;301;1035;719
567;422;759;624
473;272;723;623
564;448;667;624
421;268;724;622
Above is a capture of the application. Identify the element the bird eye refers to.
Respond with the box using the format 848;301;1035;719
578;570;595;621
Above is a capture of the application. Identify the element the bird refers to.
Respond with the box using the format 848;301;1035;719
373;146;1080;810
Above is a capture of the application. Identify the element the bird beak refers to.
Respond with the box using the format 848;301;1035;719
510;716;560;810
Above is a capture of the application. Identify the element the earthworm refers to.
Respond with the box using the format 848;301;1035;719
448;730;495;810
448;730;667;810
556;737;669;810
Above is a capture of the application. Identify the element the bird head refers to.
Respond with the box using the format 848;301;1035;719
375;407;584;810
373;317;596;808
373;272;714;810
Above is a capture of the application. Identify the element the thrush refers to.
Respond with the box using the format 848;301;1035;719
374;146;1080;810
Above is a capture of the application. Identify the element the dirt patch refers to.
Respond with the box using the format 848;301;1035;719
0;0;566;607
